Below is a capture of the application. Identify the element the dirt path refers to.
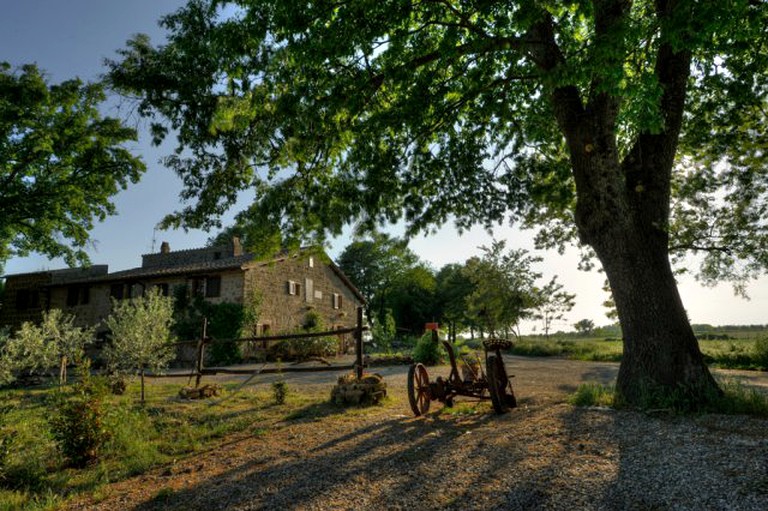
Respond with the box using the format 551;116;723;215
63;357;768;511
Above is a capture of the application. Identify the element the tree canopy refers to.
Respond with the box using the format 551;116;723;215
336;232;419;322
108;0;768;406
0;63;145;272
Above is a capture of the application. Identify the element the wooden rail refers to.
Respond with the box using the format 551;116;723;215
147;306;367;386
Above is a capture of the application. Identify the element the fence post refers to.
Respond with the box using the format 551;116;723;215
195;317;208;388
355;307;364;379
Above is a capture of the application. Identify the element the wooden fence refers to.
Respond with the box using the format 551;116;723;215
149;307;367;387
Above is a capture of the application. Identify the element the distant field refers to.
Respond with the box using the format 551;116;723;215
513;329;768;370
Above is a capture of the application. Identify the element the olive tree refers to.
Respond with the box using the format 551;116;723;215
0;309;94;385
104;288;175;402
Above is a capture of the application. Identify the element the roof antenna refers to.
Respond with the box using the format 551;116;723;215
150;227;158;253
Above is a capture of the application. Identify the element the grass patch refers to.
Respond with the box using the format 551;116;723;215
570;378;768;417
569;384;616;407
512;338;623;362
0;376;360;510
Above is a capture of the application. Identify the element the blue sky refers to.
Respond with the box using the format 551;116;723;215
2;1;766;330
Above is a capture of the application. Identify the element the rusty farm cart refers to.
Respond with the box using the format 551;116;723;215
407;337;517;416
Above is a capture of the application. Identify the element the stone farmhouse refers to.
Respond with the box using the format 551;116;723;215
0;238;365;346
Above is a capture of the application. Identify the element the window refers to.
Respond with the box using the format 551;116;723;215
154;283;169;297
287;280;301;296
308;256;314;268
332;293;343;310
191;277;205;297
15;289;38;310
110;284;125;300
305;278;313;302
205;276;221;298
66;286;89;306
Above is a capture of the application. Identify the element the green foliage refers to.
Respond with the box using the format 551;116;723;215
571;380;768;417
104;289;175;402
0;404;16;484
386;264;437;335
412;333;446;366
268;312;337;360
0;309;94;385
0;62;145;271
205;302;245;366
272;381;288;405
434;263;475;340
754;338;768;370
615;378;768;416
531;277;576;340
464;240;540;337
48;362;111;468
371;309;396;352
337;233;420;324
569;384;616;408
573;319;596;336
172;286;263;365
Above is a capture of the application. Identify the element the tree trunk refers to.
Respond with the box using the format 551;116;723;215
592;227;720;407
532;0;719;408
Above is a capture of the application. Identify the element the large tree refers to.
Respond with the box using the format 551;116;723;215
0;63;145;271
108;1;768;406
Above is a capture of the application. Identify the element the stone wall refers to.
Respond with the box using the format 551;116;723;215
141;239;242;269
244;253;362;336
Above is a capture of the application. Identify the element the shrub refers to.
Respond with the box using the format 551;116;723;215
272;381;288;405
49;363;111;467
205;303;246;365
267;312;337;360
754;337;768;370
371;309;396;352
412;333;446;366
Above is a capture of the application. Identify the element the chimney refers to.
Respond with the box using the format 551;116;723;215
230;236;243;256
160;241;170;254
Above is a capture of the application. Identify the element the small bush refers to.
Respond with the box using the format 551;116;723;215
272;381;288;405
49;364;111;467
412;333;446;366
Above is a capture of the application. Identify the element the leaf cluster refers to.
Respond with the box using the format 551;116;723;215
104;288;176;377
0;63;145;271
0;309;94;384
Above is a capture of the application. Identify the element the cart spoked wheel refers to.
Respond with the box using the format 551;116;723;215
407;363;432;416
486;354;517;414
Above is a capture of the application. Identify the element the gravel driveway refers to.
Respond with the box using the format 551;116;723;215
64;356;768;511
